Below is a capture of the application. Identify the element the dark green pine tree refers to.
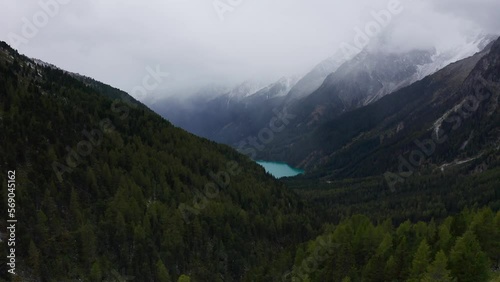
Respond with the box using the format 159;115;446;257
156;259;172;282
470;208;500;270
449;231;490;282
422;250;452;282
409;239;431;281
494;211;500;268
177;274;191;282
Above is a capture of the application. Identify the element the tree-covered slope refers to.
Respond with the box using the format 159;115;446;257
0;41;315;281
259;37;500;181
285;208;500;282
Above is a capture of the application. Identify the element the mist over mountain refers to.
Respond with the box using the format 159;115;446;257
152;32;497;148
2;0;500;97
286;54;347;101
2;1;500;281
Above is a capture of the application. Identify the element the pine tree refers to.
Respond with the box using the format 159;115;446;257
470;208;497;265
80;223;97;267
494;211;500;268
90;261;102;281
393;236;410;279
362;254;385;281
177;274;191;282
156;259;172;282
69;188;84;228
28;240;41;276
449;231;490;282
409;239;431;281
421;250;452;282
437;222;453;253
384;255;398;281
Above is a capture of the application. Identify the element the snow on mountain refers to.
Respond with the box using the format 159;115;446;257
194;84;230;100
324;33;498;108
413;33;498;82
32;58;59;69
312;48;434;110
286;51;352;101
248;76;300;100
226;80;267;100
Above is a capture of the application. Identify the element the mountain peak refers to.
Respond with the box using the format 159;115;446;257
226;80;267;99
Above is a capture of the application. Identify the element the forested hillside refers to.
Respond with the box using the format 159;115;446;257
1;37;499;282
286;208;500;281
0;42;315;281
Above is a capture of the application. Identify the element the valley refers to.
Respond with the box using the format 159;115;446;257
1;2;500;281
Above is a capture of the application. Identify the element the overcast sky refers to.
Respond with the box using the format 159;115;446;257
1;0;499;100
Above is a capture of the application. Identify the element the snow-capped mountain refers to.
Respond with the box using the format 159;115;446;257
195;84;230;100
247;76;300;100
286;51;351;101
290;33;498;127
225;80;267;100
297;48;433;122
151;32;498;153
413;33;498;82
259;36;500;174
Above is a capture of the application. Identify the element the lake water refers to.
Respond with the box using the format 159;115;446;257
256;161;304;178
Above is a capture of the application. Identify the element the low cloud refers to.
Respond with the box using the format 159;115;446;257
0;0;497;99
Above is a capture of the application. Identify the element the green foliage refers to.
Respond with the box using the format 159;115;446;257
1;40;499;282
90;261;102;281
156;259;172;282
288;209;498;282
0;42;316;281
177;274;191;282
449;231;491;282
409;240;430;281
422;251;452;282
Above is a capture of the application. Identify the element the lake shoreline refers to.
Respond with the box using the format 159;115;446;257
256;160;304;178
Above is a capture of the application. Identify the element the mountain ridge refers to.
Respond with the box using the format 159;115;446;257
0;40;316;281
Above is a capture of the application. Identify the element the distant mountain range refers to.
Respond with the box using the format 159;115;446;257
0;40;315;281
2;30;500;282
150;33;498;151
261;36;500;179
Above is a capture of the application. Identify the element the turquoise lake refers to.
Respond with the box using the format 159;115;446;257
256;161;304;178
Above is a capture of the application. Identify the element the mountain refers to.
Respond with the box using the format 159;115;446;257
259;36;500;180
2;31;500;282
287;34;497;128
293;48;433;126
150;76;300;145
152;34;497;164
226;80;267;100
285;53;347;102
412;33;498;82
246;76;300;101
148;84;229;137
150;48;356;147
277;39;500;282
0;41;315;281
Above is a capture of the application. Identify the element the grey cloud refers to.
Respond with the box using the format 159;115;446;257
0;0;498;99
